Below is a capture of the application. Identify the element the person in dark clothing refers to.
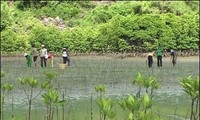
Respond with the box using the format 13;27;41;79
147;52;154;68
156;46;163;67
31;44;38;67
170;49;177;67
62;47;70;66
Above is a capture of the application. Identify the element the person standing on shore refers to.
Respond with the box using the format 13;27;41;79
31;44;38;67
40;44;48;68
156;46;163;67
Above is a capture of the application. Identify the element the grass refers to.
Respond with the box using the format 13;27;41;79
1;56;199;120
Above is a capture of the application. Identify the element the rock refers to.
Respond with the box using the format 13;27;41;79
55;16;60;21
39;16;66;30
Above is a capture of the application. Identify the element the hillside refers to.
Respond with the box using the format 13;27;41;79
1;1;199;53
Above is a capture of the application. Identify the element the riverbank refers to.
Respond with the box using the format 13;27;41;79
1;50;199;58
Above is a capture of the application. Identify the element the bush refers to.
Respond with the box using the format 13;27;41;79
1;1;199;53
34;2;80;20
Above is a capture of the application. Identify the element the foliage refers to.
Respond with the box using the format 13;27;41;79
1;83;14;120
1;1;199;53
29;25;66;52
132;72;159;98
43;71;58;82
1;71;6;78
95;85;116;120
96;97;116;120
34;2;80;20
180;76;199;100
17;77;44;120
95;85;106;93
1;72;14;120
41;71;58;90
42;88;65;120
180;76;199;120
118;94;155;120
119;72;160;119
2;83;14;92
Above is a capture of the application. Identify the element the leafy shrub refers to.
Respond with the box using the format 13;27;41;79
1;29;18;52
1;1;199;53
30;25;66;52
34;2;80;20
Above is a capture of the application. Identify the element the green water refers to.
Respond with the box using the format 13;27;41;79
1;56;199;120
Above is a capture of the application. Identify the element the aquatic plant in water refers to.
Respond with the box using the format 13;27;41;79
17;77;43;120
42;88;65;120
180;76;199;120
95;85;116;120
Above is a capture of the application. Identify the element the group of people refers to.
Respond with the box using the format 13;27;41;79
24;44;177;68
147;46;177;68
24;44;70;68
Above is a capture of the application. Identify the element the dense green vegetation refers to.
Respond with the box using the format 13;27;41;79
1;1;199;53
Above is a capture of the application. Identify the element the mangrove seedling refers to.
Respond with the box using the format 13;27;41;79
0;71;5;120
18;77;43;120
1;83;14;120
95;85;106;98
132;72;159;99
43;71;58;84
1;71;5;78
95;85;115;120
42;88;65;120
180;76;199;120
96;97;116;120
142;76;159;99
119;94;154;120
132;72;143;98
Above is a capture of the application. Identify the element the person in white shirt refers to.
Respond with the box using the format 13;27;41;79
62;47;70;66
40;44;48;68
147;51;154;68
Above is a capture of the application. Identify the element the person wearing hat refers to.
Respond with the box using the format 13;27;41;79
62;47;70;66
24;53;32;67
39;44;48;68
146;51;154;68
